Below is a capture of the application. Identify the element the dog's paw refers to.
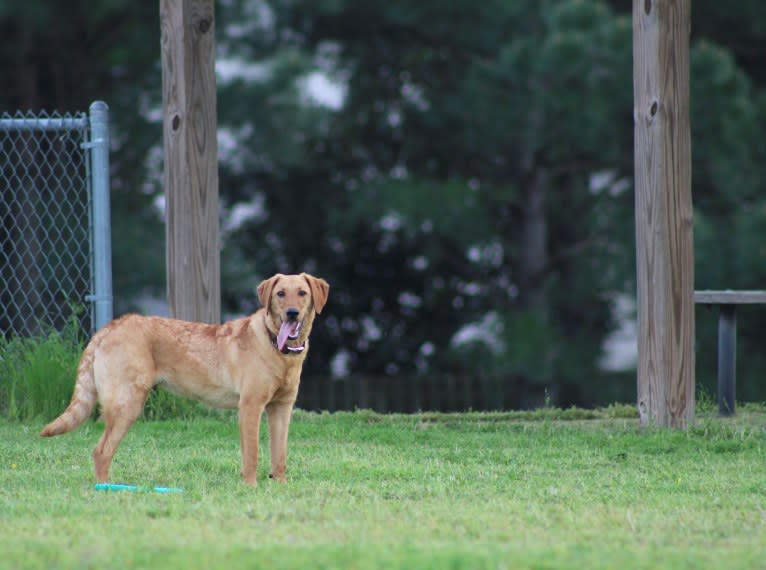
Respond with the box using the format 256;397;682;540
242;474;258;487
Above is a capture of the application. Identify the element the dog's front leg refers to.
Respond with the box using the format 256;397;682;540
266;400;295;482
239;396;266;486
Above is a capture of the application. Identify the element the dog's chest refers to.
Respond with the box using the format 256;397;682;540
267;358;305;397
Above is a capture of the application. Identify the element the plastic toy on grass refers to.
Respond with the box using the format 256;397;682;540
95;483;184;493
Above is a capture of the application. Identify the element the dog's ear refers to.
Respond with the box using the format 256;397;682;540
302;274;330;315
257;274;282;314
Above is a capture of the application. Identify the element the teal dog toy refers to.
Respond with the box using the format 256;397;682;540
95;483;184;493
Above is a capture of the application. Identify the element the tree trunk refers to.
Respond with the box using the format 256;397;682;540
518;168;548;311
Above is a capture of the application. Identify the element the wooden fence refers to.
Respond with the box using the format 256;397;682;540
295;375;556;413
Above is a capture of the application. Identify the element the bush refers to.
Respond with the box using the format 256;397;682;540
0;318;228;422
0;321;83;421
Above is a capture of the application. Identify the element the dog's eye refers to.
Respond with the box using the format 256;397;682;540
276;290;286;298
298;290;307;297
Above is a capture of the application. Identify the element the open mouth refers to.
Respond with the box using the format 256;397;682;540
276;320;303;353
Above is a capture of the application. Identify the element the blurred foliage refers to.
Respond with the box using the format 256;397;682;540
2;0;766;407
0;316;83;421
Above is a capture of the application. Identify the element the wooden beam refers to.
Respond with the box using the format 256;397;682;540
694;290;766;305
160;0;220;324
633;0;694;428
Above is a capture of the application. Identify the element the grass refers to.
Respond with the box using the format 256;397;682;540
2;408;766;569
2;328;764;567
0;325;82;421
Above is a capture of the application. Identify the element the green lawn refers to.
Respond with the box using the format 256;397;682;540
2;408;765;569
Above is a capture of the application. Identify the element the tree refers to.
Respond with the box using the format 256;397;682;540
0;0;167;323
218;0;766;406
5;0;766;406
215;0;637;404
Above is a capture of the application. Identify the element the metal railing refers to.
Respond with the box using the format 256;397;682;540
0;101;112;337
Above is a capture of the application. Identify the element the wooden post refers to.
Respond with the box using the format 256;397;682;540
160;0;220;324
633;0;694;428
717;305;736;416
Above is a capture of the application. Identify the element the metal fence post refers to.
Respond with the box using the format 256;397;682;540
87;101;113;330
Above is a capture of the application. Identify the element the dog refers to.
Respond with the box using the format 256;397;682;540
40;273;329;486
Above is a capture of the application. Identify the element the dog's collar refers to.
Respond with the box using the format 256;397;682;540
276;341;306;356
263;315;306;356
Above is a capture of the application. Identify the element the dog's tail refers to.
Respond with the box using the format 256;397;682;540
40;340;98;437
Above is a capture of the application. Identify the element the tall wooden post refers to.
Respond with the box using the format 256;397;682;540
633;0;694;428
160;0;221;324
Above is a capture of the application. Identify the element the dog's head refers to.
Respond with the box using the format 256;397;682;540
257;273;330;354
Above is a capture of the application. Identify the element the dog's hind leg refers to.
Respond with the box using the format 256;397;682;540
92;384;150;483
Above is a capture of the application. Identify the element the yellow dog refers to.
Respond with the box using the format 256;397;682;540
41;273;329;486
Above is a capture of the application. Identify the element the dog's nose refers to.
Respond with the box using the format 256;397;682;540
286;308;299;321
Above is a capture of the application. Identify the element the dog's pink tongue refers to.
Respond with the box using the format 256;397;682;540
277;321;299;351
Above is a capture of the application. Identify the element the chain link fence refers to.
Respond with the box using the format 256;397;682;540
0;102;112;338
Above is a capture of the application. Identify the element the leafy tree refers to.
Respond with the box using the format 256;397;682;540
216;0;637;404
5;0;766;405
219;0;766;405
690;43;766;401
0;1;166;321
